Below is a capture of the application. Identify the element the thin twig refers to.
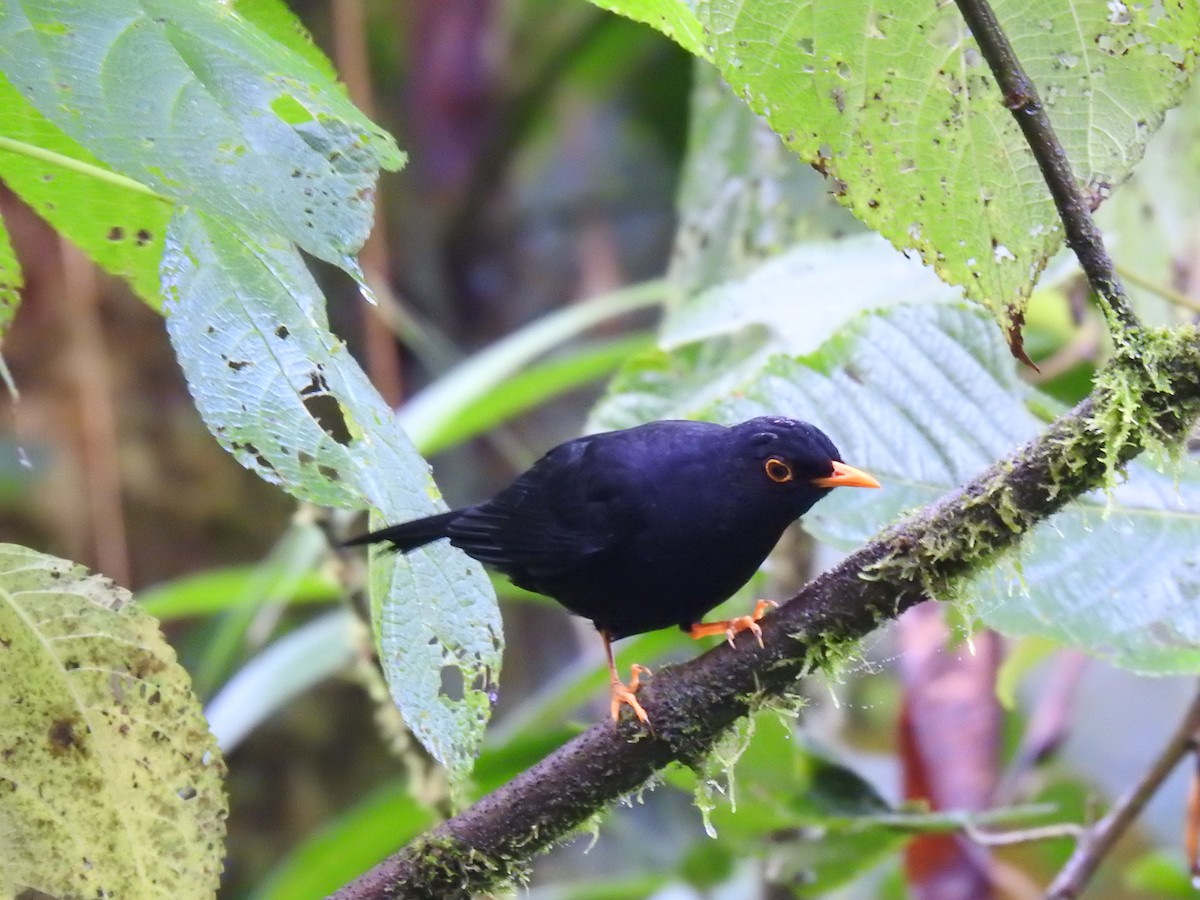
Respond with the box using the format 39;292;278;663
1045;680;1200;899
1116;263;1200;316
953;0;1142;337
964;820;1084;848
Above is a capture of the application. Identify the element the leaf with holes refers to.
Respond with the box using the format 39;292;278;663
0;543;226;897
594;0;1199;342
0;0;403;273
162;208;502;781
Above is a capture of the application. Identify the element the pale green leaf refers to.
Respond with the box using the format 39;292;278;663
0;543;226;898
162;209;501;781
204;609;358;753
589;233;961;431
686;0;1199;329
0;0;403;271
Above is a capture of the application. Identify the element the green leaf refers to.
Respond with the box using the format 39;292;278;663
138;563;338;620
0;543;226;897
205;609;358;752
763;305;1200;674
400;280;664;452
0;205;20;335
588;0;709;60
162;209;501;782
0;0;403;271
674;0;1198;330
0;73;169;308
251;780;436;900
418;335;653;456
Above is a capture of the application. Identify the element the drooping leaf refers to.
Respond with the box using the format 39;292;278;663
162;209;501;782
0;544;226;898
597;0;1199;334
0;0;404;273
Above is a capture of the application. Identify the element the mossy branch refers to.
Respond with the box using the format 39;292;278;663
329;6;1191;897
330;335;1200;900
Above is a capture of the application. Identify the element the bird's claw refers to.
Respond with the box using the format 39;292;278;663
692;598;779;648
609;664;651;725
724;616;762;648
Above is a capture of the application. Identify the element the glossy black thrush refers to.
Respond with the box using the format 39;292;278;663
346;416;879;724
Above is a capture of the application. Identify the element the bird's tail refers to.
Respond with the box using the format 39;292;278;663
343;509;465;553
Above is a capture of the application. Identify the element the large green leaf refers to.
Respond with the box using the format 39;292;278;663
0;544;226;898
598;296;1200;672
0;0;403;272
162;209;501;782
597;0;1199;332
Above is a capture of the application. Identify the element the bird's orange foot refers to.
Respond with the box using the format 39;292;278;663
609;663;651;725
689;599;779;648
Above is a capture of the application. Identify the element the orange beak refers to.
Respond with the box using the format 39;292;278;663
811;461;881;489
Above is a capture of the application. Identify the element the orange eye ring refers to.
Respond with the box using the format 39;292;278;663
764;457;793;483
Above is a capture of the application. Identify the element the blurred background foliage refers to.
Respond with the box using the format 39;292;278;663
2;0;1200;897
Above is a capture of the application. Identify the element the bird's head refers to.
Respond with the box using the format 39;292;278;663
731;416;880;515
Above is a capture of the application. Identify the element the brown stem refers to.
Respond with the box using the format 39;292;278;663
1045;680;1200;898
953;0;1141;337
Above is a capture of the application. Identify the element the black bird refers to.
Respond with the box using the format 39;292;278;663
346;416;879;724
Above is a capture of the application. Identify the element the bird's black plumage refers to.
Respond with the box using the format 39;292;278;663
347;416;877;640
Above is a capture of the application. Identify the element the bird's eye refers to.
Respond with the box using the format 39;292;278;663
764;457;793;483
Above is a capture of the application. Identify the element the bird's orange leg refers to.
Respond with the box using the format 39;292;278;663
601;630;650;725
688;599;779;648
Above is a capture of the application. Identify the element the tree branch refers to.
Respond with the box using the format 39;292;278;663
332;336;1200;899
1045;680;1200;899
953;0;1141;337
330;6;1191;897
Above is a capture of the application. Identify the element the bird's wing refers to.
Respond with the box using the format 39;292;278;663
446;436;640;581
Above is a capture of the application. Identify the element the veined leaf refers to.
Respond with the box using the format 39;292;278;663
162;209;501;782
0;544;226;898
597;0;1199;333
0;0;403;272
